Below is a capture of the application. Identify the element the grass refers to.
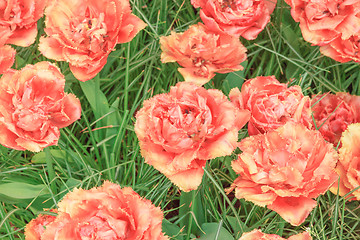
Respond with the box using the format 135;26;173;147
1;0;360;239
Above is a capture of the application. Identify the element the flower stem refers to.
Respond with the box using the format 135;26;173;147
45;147;57;197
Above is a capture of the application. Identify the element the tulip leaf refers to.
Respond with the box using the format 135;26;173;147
31;149;69;164
222;61;247;94
79;77;110;120
79;77;110;140
282;11;304;80
15;55;26;69
197;222;234;240
227;216;242;239
0;182;50;203
106;97;121;142
162;219;184;240
179;189;205;237
59;178;82;200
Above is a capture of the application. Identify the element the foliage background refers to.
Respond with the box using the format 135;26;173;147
1;0;360;239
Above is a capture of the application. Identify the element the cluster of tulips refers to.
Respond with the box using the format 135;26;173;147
1;0;360;239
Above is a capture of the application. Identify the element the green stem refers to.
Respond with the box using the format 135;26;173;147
45;147;56;198
203;168;246;234
124;43;131;111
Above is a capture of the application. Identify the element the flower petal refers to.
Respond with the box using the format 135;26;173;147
268;196;317;226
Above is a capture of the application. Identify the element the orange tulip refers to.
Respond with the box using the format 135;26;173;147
286;0;360;46
24;210;57;240
330;123;360;201
160;23;247;85
25;182;168;239
230;122;338;226
230;76;313;135
39;0;146;81
311;92;360;146
135;82;250;191
320;34;360;63
0;44;15;74
239;229;312;240
0;62;81;152
191;0;277;40
0;0;47;47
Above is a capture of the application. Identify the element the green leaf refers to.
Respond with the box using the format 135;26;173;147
227;216;242;239
59;178;82;200
0;182;50;203
79;77;110;140
222;62;247;95
179;189;205;237
79;77;110;120
162;219;184;240
31;149;69;164
197;222;234;240
282;12;303;80
15;55;26;69
105;97;121;143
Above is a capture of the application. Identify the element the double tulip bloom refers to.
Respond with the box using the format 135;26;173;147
311;92;360;146
239;229;312;240
39;0;146;81
0;0;47;47
285;0;360;63
331;123;360;201
0;0;47;74
135;82;250;191
229;122;338;226
160;23;247;85
229;76;313;135
285;0;360;46
25;210;58;240
25;182;168;239
311;93;360;200
0;62;81;152
3;0;358;237
320;35;360;63
191;0;277;40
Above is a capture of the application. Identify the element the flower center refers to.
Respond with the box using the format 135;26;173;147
192;57;210;77
219;0;257;13
350;35;360;56
1;1;23;25
221;0;237;9
163;104;207;142
13;107;48;132
78;215;125;240
71;9;108;53
307;0;342;20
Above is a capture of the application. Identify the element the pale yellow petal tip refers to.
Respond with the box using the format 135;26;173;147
168;167;204;192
